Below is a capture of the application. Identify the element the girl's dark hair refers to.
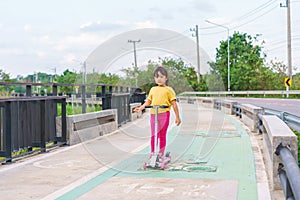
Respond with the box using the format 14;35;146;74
154;66;169;85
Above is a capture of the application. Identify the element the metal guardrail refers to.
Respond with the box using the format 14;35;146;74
263;108;300;133
276;144;300;200
256;107;300;200
181;90;300;96
257;113;264;134
213;99;221;110
212;99;300;199
233;103;242;118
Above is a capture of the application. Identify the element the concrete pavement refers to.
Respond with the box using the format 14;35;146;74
0;103;272;199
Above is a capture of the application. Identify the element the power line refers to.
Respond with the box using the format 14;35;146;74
200;0;278;34
231;5;278;30
229;0;277;23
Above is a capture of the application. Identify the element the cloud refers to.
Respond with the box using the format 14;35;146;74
134;21;159;29
37;35;52;45
189;0;216;12
148;7;174;20
0;48;25;56
54;33;107;51
80;21;126;32
24;24;32;32
62;53;77;64
35;51;46;58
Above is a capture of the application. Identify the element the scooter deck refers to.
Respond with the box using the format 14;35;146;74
143;153;171;170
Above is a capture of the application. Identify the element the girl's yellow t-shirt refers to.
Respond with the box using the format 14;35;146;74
147;86;177;114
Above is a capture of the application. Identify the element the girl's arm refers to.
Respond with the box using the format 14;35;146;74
134;100;151;113
171;100;181;126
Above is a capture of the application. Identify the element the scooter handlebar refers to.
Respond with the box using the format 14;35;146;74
145;105;169;109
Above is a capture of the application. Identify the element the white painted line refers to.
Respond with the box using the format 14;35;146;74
0;130;119;173
40;140;150;200
40;165;110;200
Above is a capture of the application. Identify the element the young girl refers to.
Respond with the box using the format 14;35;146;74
134;66;181;159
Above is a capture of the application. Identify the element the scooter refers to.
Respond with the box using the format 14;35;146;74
143;105;171;170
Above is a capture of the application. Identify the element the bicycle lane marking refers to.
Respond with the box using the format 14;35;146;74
49;122;179;200
40;141;149;200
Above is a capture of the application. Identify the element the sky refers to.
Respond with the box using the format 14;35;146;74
0;0;299;78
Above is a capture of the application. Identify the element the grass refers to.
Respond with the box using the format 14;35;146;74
0;142;56;162
293;130;300;166
189;93;300;99
57;104;102;116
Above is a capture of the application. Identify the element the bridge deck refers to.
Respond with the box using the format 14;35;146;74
0;103;272;200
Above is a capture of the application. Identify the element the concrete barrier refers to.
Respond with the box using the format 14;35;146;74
178;95;299;196
178;96;215;108
57;109;118;145
261;115;298;190
201;97;214;108
221;99;237;115
241;104;264;132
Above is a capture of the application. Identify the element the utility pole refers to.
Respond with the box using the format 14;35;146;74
128;39;141;69
190;25;201;83
280;0;292;79
82;61;86;84
281;0;292;97
128;39;141;87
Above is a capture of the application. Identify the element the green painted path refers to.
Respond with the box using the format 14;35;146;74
56;104;258;200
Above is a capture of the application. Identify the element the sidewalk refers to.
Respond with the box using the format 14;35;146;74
0;103;271;200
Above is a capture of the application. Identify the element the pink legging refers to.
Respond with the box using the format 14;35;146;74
150;111;170;155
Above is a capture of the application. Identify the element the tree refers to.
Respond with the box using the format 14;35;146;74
0;69;12;96
97;73;120;85
122;57;198;94
265;60;287;90
209;32;270;91
57;70;77;93
0;69;10;82
161;57;198;92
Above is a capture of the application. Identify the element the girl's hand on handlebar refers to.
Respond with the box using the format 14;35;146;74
134;107;142;113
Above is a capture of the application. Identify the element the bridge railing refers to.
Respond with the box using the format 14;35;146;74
276;144;300;200
0;82;141;114
0;96;67;163
181;90;300;97
178;95;299;199
0;82;146;152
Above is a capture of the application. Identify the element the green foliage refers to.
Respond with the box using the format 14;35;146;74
208;32;282;91
292;129;300;166
97;73;121;85
121;57;199;94
57;104;101;116
56;70;77;93
161;57;197;93
0;69;13;96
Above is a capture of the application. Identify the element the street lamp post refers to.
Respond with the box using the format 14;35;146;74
205;20;230;92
